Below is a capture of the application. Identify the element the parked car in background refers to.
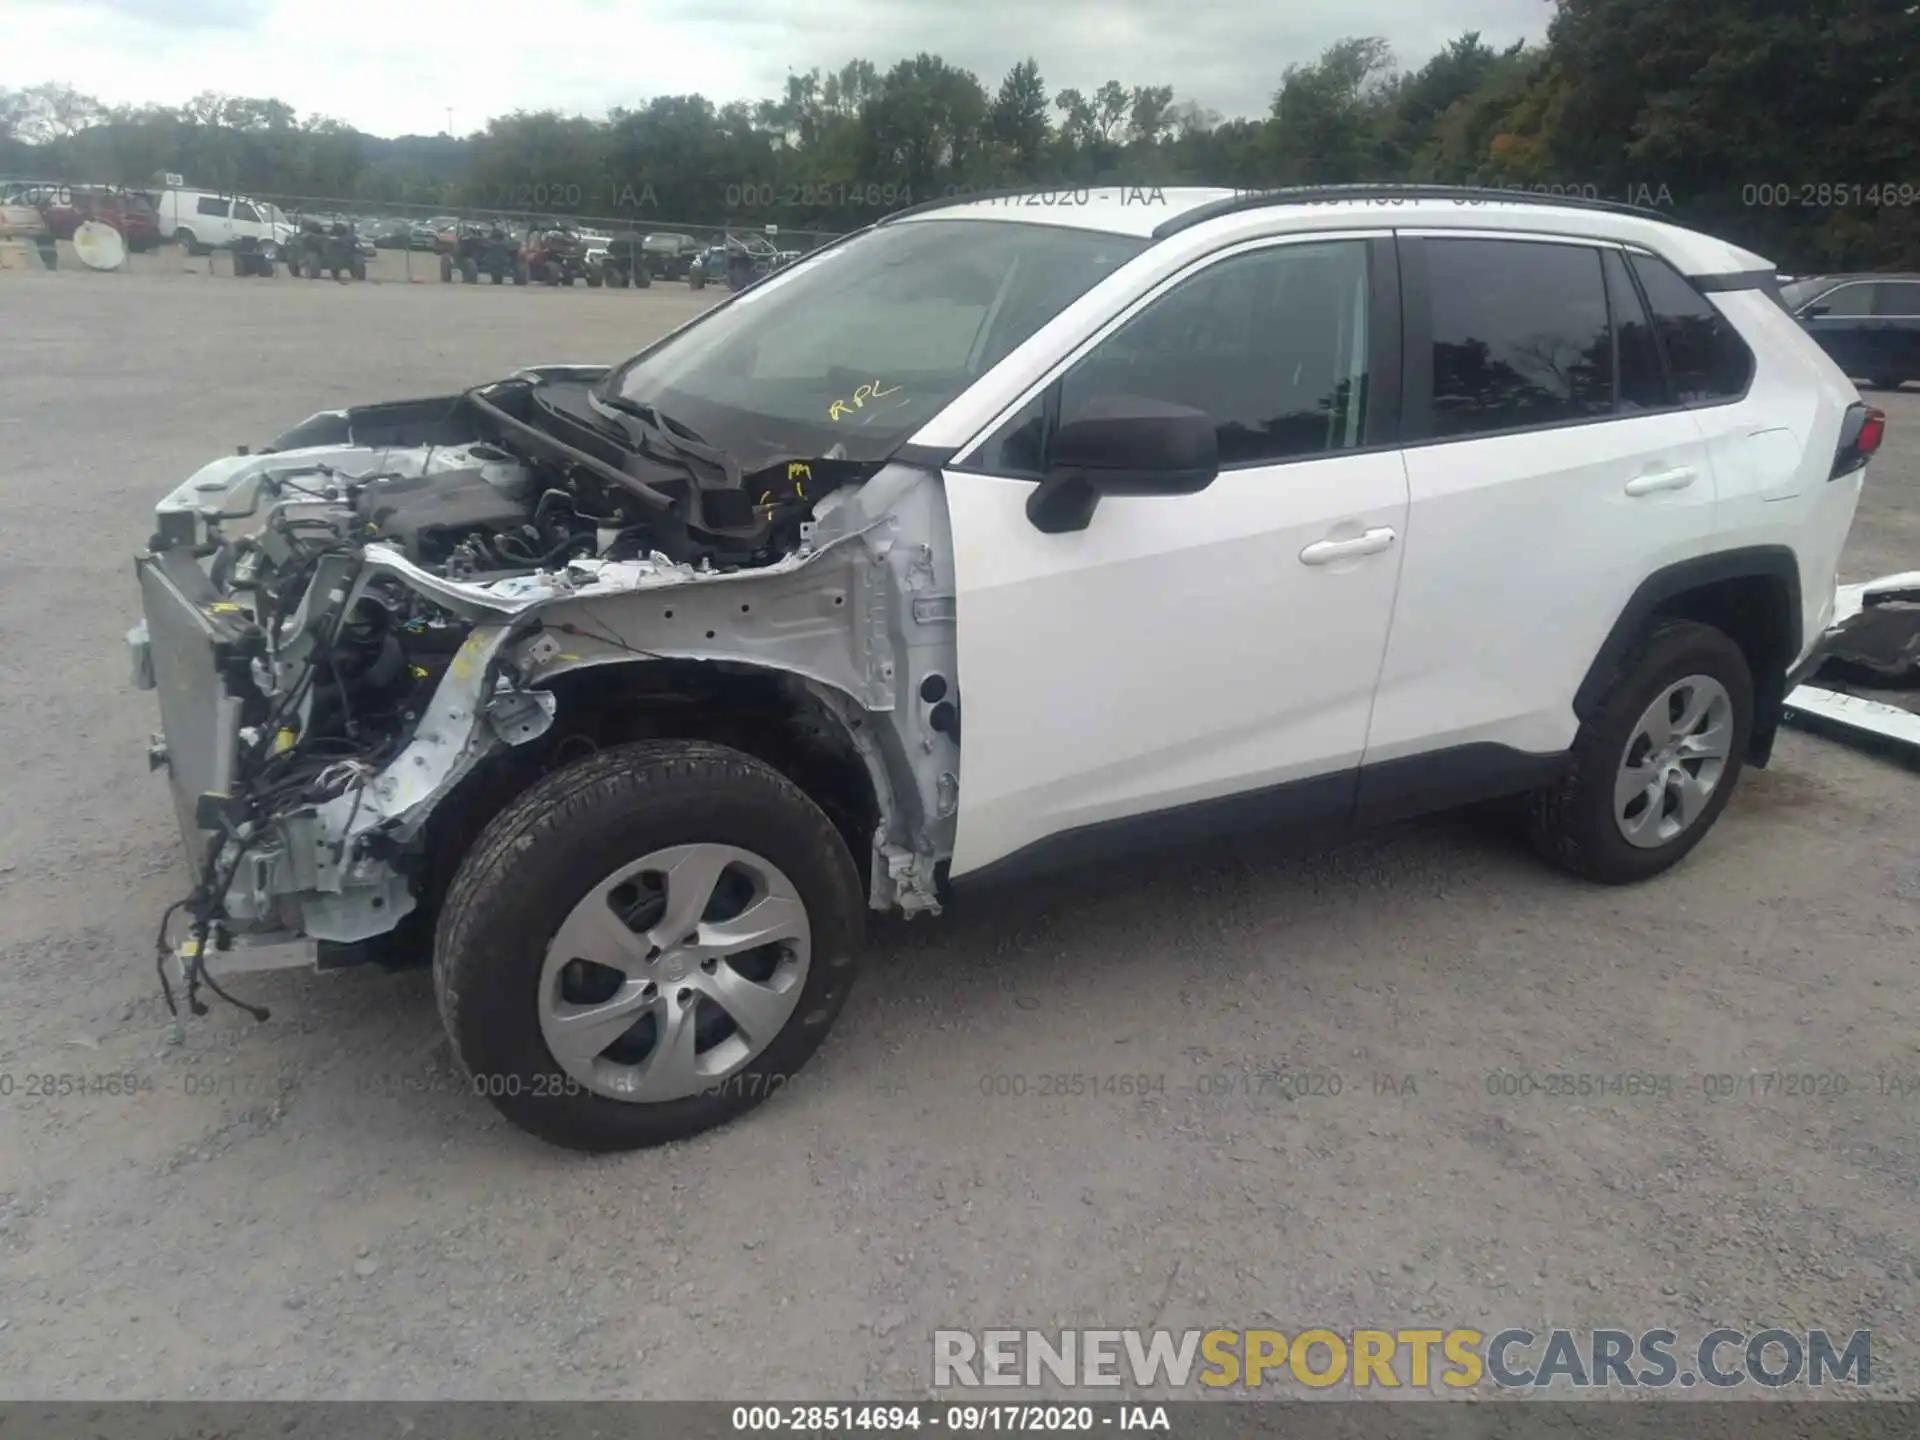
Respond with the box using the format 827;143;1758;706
154;188;295;258
10;183;163;251
0;197;54;248
369;218;414;249
1782;273;1920;390
639;232;703;280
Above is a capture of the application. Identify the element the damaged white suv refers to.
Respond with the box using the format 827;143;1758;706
129;185;1879;1150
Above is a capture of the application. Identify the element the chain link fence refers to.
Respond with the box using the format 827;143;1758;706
3;177;847;282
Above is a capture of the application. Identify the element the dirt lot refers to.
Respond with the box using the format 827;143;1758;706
0;267;1915;1402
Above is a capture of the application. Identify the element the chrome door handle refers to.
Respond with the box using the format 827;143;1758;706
1624;466;1697;496
1300;527;1396;565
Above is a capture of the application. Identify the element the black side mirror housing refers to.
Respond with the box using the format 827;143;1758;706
1025;395;1219;534
1802;302;1831;319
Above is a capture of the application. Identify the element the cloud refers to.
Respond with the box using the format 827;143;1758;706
14;0;258;32
4;0;1548;137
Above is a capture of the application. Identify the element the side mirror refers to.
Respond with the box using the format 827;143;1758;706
1026;395;1219;534
1802;302;1831;319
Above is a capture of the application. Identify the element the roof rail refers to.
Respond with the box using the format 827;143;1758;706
1150;183;1675;240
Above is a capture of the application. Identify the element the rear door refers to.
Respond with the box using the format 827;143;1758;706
1798;280;1875;377
943;234;1410;876
1362;233;1718;787
1870;280;1920;384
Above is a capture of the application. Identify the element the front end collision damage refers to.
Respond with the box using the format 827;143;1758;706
135;408;961;979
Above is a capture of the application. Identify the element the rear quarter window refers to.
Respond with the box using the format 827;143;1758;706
1627;253;1755;405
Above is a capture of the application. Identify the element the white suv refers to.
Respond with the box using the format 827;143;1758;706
129;185;1880;1151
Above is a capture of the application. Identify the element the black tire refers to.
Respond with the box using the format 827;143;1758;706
491;268;503;285
634;264;651;289
1869;376;1905;391
174;227;201;256
1527;619;1753;884
351;259;367;282
433;741;866;1152
586;269;603;288
439;254;453;282
462;258;480;284
689;268;706;290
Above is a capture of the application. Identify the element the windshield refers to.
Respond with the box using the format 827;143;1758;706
604;219;1147;465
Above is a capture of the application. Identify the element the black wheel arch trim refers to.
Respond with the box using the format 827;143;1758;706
1573;545;1802;743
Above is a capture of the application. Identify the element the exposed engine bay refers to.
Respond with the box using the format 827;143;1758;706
129;365;961;1018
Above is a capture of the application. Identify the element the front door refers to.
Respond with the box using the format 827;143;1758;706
941;235;1410;878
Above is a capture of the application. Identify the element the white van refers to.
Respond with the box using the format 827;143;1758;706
155;189;294;257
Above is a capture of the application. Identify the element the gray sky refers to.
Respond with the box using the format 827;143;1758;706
10;0;1548;137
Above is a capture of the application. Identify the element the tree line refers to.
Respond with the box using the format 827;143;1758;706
3;0;1916;268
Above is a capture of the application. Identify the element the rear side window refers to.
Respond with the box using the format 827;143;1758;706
1874;282;1920;317
1603;249;1666;411
1423;238;1614;439
1628;253;1755;403
195;196;230;218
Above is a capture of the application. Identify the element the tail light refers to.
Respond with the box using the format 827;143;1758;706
1832;402;1886;478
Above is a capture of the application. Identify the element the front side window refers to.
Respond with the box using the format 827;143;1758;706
1628;252;1755;403
1806;282;1873;317
975;240;1372;475
603;219;1146;467
1425;238;1614;440
232;202;261;223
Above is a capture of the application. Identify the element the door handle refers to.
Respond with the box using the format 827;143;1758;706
1624;466;1697;496
1299;527;1396;566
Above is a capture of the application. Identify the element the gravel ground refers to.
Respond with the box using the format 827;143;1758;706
0;269;1915;1402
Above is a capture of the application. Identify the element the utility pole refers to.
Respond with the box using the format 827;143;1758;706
445;107;454;137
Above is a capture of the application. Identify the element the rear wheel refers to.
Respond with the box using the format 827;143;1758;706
1528;619;1753;884
433;741;865;1152
174;227;201;256
1870;376;1906;391
439;254;453;282
461;257;479;284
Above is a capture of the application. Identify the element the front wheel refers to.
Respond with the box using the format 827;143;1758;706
1869;376;1906;391
1528;619;1753;884
433;741;866;1152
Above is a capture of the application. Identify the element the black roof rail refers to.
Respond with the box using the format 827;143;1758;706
1150;183;1675;240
